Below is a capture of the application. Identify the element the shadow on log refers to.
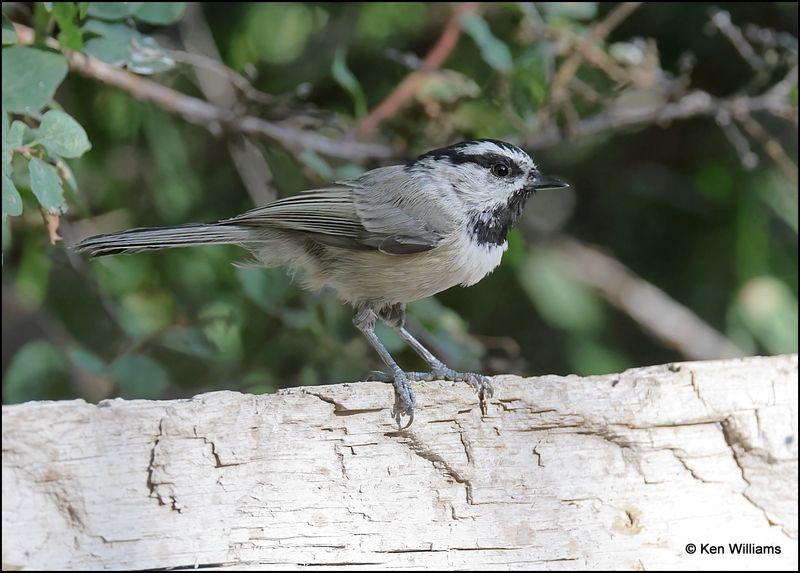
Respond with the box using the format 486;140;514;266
2;355;797;570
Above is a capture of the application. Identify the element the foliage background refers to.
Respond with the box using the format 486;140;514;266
2;2;797;404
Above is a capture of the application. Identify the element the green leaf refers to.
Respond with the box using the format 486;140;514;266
3;173;23;217
541;2;598;20
28;157;67;214
1;46;68;114
4;340;71;404
134;2;186;24
87;2;143;20
281;307;316;330
518;248;605;333
8;121;28;148
332;48;367;118
35;109;92;158
82;19;131;39
83;19;174;74
417;70;480;104
200;300;244;367
461;14;513;74
3;118;29;196
53;2;84;51
83;35;129;65
356;2;427;42
1;107;10;176
236;3;316;66
79;3;91;19
43;2;54;12
126;35;174;75
159;326;216;358
453;100;515;137
82;20;139;65
66;346;108;374
2;14;16;45
236;267;294;313
110;353;170;399
119;288;173;339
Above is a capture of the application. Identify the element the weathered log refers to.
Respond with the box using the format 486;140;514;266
2;355;797;570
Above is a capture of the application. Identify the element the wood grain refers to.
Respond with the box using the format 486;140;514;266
2;355;797;570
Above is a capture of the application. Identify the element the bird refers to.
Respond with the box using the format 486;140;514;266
76;139;569;427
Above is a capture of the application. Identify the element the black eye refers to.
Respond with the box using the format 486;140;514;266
491;163;510;177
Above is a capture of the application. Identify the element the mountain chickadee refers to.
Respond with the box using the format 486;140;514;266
77;139;568;426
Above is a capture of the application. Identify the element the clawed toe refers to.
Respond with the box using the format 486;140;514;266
429;368;493;413
392;397;415;429
390;372;416;429
365;367;492;425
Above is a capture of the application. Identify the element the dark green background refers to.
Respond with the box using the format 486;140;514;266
2;2;797;404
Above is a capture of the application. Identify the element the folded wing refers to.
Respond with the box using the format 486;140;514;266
230;167;454;255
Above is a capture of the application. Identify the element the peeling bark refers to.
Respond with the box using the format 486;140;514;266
2;355;797;570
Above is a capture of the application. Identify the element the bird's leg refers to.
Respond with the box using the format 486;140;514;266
353;307;415;427
378;304;493;414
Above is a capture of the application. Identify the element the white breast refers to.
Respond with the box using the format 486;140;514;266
312;232;506;306
448;233;508;287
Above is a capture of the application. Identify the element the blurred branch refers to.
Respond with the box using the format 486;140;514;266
551;237;745;361
708;8;769;86
355;2;479;136
527;6;797;185
522;65;798;149
545;2;643;109
716;110;760;170
13;23;397;163
738;112;799;185
168;49;275;106
178;3;277;205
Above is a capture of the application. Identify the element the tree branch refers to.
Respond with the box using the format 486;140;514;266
522;65;798;149
13;23;397;162
545;2;643;108
355;2;479;137
551;237;745;361
178;3;277;205
738;112;799;185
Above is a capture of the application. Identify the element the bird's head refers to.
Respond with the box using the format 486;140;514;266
409;139;569;246
410;139;568;210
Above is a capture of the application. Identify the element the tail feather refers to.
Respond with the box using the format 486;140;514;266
75;223;257;257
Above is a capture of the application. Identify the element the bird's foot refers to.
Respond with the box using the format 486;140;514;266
369;370;415;428
430;367;493;415
368;367;493;418
372;368;493;415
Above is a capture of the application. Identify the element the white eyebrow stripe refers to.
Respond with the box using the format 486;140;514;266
460;141;508;155
458;141;534;167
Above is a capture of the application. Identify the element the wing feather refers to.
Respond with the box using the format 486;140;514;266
229;171;454;254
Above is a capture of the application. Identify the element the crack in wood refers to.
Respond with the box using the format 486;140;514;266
719;417;787;534
397;431;474;505
2;354;796;569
